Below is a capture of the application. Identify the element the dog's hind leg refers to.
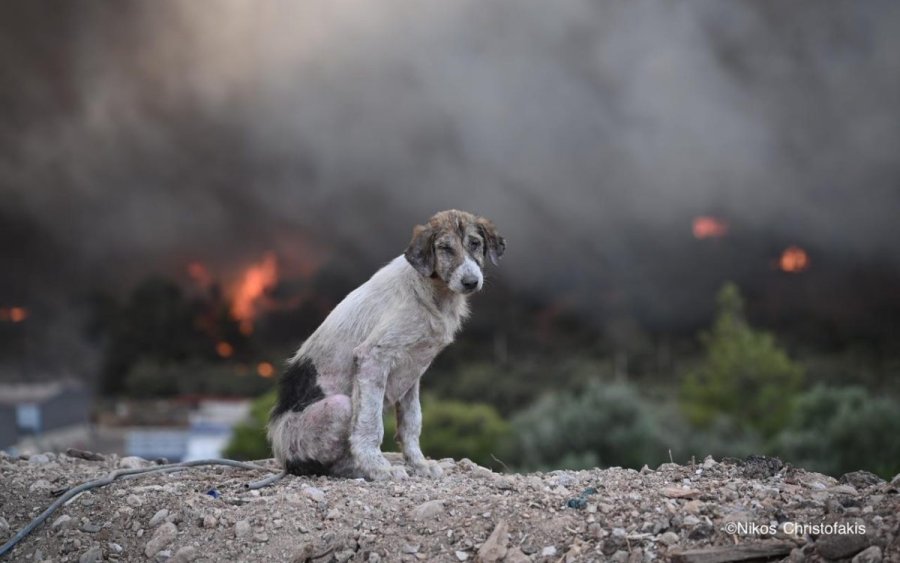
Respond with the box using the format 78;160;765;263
268;394;352;475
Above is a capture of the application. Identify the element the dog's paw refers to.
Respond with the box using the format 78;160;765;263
409;460;443;479
363;464;409;482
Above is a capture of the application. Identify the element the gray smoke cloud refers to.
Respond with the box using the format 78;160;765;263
2;0;900;335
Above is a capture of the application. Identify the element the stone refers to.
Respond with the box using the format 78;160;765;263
28;454;50;465
504;547;530;563
476;520;508;562
852;545;883;563
0;516;7;533
149;509;169;527
108;543;123;554
202;514;217;528
119;456;149;469
52;515;74;530
658;532;680;546
144;522;178;557
816;528;869;560
841;471;885;490
302;486;326;503
455;551;469;561
541;546;557;557
410;500;445;521
126;494;143;507
29;479;52;492
234;520;252;539
79;546;103;563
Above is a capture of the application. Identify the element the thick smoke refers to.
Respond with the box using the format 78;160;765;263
2;1;900;341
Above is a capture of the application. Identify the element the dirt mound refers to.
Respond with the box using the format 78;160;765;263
1;451;898;562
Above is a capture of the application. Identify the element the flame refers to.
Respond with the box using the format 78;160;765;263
779;246;810;273
231;252;279;335
187;261;214;290
257;361;275;378
692;216;729;239
0;307;28;323
216;341;234;358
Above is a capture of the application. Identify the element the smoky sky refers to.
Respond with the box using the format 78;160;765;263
2;0;900;333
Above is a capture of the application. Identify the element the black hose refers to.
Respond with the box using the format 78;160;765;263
0;458;280;559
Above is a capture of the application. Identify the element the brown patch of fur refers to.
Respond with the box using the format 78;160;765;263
404;210;504;283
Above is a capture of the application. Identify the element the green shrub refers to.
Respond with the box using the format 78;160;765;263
383;397;510;469
223;391;275;460
224;392;510;469
680;283;804;438
506;380;671;471
773;385;900;479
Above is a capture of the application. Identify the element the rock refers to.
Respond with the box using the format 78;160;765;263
234;520;252;539
401;544;419;554
455;550;469;561
541;546;557;557
79;546;103;563
829;484;859;496
702;455;718;468
29;479;52;492
816;522;870;560
410;499;445;521
125;494;143;507
202;514;217;528
611;551;629;563
80;521;102;533
156;550;173;561
119;456;149;469
149;508;169;527
840;471;885;490
52;515;74;530
302;486;326;503
504;547;530;563
335;549;356;562
661;487;700;499
494;476;516;490
144;522;178;557
253;532;269;543
658;532;680;546
28;453;51;465
66;448;106;462
108;543;123;554
476;520;508;562
367;553;382;563
852;545;883;563
326;508;341;520
0;516;7;533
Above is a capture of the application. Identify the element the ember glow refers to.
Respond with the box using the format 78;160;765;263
231;252;279;335
692;216;729;239
187;262;214;290
257;361;275;378
216;341;234;358
779;246;810;273
0;307;28;323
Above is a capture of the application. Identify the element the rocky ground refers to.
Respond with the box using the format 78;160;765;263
0;451;897;562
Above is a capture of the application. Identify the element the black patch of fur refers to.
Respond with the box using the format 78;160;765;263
270;356;325;419
285;458;331;476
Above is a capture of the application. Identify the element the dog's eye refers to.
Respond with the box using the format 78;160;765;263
438;244;454;254
468;239;481;251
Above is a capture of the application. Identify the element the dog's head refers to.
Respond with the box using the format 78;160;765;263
404;210;505;295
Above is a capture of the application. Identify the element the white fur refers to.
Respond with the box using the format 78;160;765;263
269;255;473;480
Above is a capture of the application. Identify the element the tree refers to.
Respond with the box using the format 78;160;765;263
680;283;804;438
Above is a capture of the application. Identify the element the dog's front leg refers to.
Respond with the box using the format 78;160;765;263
350;348;408;481
396;380;443;478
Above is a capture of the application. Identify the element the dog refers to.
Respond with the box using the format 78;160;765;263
267;210;505;480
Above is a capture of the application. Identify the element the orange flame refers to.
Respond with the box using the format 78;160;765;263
692;216;729;239
779;246;810;273
187;262;214;290
257;361;275;378
231;252;279;335
216;341;234;358
0;307;28;323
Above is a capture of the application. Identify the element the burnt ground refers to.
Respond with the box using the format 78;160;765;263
0;451;898;562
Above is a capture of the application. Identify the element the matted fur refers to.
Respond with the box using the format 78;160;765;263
268;210;505;480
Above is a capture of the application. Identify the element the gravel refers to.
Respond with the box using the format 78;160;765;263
1;452;898;561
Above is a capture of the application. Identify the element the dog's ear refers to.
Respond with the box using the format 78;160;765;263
404;224;436;276
476;217;506;265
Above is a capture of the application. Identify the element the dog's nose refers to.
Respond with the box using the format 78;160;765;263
461;277;479;292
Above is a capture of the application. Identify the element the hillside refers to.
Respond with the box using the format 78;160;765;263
0;451;897;562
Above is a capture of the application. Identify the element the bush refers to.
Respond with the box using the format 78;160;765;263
224;392;511;469
124;359;274;398
773;385;900;479
680;283;804;438
505;379;671;471
223;391;275;460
